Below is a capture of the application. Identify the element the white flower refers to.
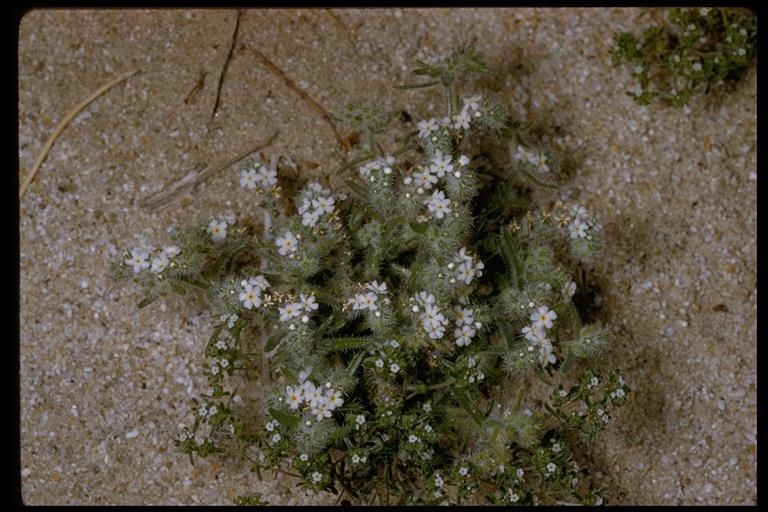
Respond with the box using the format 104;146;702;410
388;339;400;349
416;291;436;306
454;324;476;347
299;293;319;312
463;94;482;111
425;190;452;220
531;306;557;330
311;471;323;483
417;118;438;138
737;47;746;57
313;404;332;421
312;195;335;215
516;468;524;479
430;151;454;177
408;434;420;443
325;389;344;410
546;462;557;474
692;62;702;72
240;168;258;189
454;307;474;326
508;490;519;503
150;251;169;274
699;7;710;15
375;359;384;368
276;231;298;255
248;276;269;291
355;415;366;425
458;466;469;477
286;386;303;410
360;292;378;311
434;474;444;488
390;363;400;374
257;165;277;188
615;388;626;398
239;285;262;310
198;405;208;417
164;245;181;258
207;219;227;242
453;111;471;130
568;219;588;239
279;302;302;322
413;167;438;189
210;364;220;375
522;324;546;343
538;342;557;367
215;340;227;350
299;453;309;462
423;402;432;413
271;433;282;444
302;210;320;227
351;454;361;464
126;248;150;273
552;442;562;453
365;280;388;294
458;154;470;167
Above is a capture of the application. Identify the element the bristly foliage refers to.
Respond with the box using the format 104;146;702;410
612;7;756;107
112;45;628;506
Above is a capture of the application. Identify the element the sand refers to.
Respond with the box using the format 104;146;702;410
18;8;756;505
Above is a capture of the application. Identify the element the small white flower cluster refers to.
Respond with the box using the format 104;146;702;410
239;161;277;192
466;355;485;384
350;452;368;465
522;305;558;367
348;281;388;313
610;388;626;400
507;488;520;503
198;403;218;418
125;245;181;274
446;247;485;285
238;275;270;310
298;182;336;228
285;376;344;422
207;213;236;242
415;292;448;339
276;231;298;256
358;155;396;182
513;144;551;174
454;307;476;347
453;94;483;129
354;414;366;430
566;205;601;241
405;151;470;195
278;293;318;323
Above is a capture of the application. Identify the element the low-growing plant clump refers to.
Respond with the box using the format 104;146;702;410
612;7;756;107
112;45;629;506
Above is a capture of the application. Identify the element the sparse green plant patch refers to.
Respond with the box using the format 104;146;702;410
612;7;756;107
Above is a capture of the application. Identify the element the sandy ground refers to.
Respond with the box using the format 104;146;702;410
18;8;756;505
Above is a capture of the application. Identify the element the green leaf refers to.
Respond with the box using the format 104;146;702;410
394;80;440;90
268;408;300;429
171;282;187;295
264;332;282;352
520;169;560;189
326;337;371;352
137;297;156;309
344;179;369;200
408;221;428;235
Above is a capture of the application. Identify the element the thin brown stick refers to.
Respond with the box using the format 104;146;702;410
184;69;207;105
324;9;350;34
250;47;348;150
20;69;141;199
210;10;243;121
139;130;279;211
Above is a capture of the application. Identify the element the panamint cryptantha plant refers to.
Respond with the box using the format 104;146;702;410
112;45;629;506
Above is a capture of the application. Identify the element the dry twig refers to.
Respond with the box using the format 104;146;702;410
210;10;243;121
139;130;279;211
20;69;141;199
250;46;349;151
184;69;207;105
